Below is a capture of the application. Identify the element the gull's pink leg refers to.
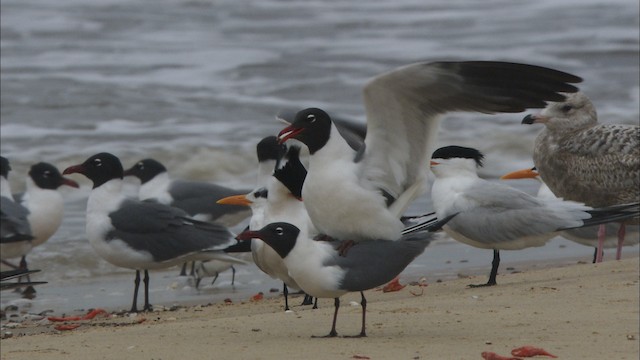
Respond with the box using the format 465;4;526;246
616;223;626;260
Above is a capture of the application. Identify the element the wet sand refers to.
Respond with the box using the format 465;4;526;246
1;256;638;360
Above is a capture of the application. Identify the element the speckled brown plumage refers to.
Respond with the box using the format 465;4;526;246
525;92;640;209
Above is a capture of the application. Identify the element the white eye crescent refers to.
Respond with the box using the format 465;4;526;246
307;114;316;122
275;227;284;235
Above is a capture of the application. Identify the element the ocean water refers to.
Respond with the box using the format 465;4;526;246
1;0;638;314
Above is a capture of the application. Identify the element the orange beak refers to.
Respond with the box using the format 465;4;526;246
216;194;252;206
429;160;440;166
500;168;539;180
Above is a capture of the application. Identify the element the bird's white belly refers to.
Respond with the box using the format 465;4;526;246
303;170;403;241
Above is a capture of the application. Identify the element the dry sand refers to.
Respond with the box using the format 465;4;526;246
1;257;638;360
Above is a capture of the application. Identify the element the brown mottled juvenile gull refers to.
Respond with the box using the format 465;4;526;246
522;92;640;262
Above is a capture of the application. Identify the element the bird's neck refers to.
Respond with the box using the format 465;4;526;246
139;172;170;202
0;177;12;198
87;178;125;216
308;124;354;167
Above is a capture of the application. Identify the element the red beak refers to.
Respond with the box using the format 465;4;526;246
62;177;80;188
277;125;304;144
62;164;84;176
235;230;262;241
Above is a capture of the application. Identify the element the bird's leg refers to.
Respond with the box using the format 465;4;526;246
592;247;598;264
189;262;196;277
179;262;187;276
210;273;220;286
313;298;339;338
142;270;152;312
336;240;356;257
283;283;290;311
344;292;367;338
596;224;605;263
130;270;141;313
313;234;335;242
616;223;626;260
300;293;314;306
313;297;318;309
469;249;499;288
230;266;236;286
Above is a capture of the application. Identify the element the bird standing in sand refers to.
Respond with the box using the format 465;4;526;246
522;92;640;263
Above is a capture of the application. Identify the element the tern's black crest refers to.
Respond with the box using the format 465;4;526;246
77;153;124;188
29;162;66;190
256;222;300;259
257;136;287;163
0;156;10;179
291;108;332;155
123;159;167;184
432;146;485;168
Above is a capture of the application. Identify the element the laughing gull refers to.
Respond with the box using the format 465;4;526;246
13;162;79;270
122;158;252;227
123;158;252;277
63;152;239;312
277;61;582;253
218;143;317;310
235;218;449;338
430;145;640;287
1;156;33;269
522;92;639;262
501;167;640;262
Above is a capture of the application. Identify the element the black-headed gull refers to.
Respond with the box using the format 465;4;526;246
277;61;582;252
63;152;239;312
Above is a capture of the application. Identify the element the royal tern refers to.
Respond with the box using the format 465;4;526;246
430;145;639;286
277;61;582;250
502;167;640;262
218;143;317;310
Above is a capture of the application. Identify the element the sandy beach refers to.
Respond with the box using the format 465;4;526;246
1;256;638;360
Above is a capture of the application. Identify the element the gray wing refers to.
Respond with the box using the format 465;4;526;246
447;182;585;244
362;61;582;201
328;231;435;292
169;180;252;223
107;199;234;262
1;196;33;243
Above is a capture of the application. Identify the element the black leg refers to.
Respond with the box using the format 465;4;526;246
230;266;236;286
189;262;196;276
300;293;314;306
179;262;187;276
142;270;152;312
468;249;499;288
131;270;141;313
313;297;318;309
283;283;290;311
344;291;368;337
313;298;339;338
592;247;598;264
210;273;220;286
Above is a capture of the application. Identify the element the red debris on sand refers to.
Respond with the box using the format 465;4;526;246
481;351;522;360
352;355;371;359
511;346;558;358
251;292;264;301
48;308;109;322
382;277;406;292
55;324;82;331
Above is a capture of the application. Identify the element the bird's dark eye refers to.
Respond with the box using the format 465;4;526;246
561;104;573;113
43;171;51;178
275;227;284;235
137;162;144;170
307;114;316;123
